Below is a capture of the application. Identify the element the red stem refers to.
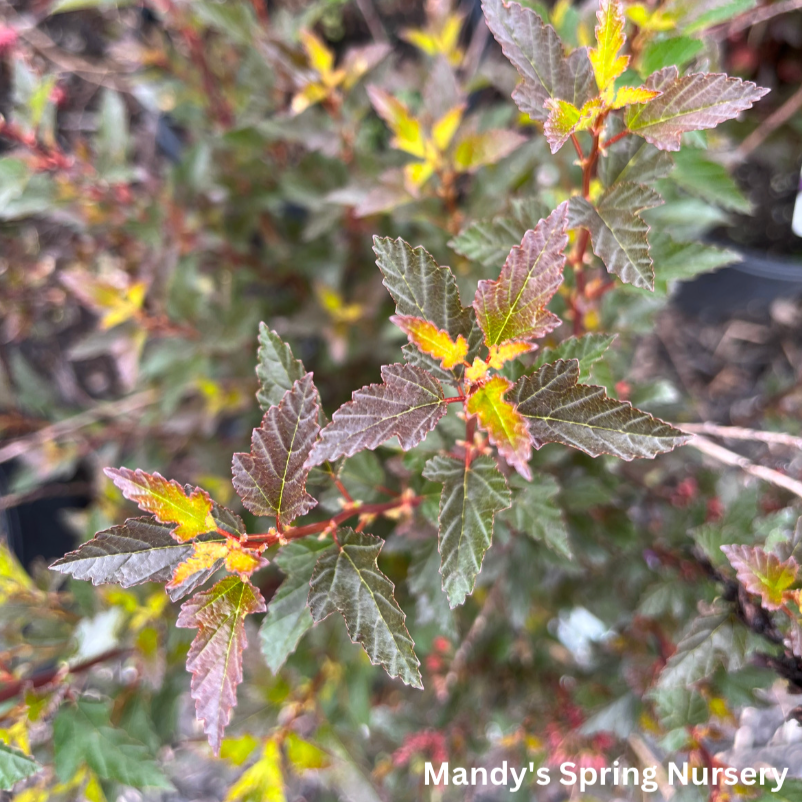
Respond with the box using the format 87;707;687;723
600;129;631;150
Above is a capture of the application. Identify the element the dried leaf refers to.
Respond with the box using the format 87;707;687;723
482;0;596;122
473;202;569;345
305;363;448;467
232;374;320;526
177;577;266;754
104;468;216;541
722;545;798;611
512;359;689;458
423;455;510;607
467;375;533;479
308;528;422;688
625;67;769;151
391;315;469;370
256;324;306;412
569;182;663;290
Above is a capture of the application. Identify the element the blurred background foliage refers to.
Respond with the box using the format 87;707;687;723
2;0;802;800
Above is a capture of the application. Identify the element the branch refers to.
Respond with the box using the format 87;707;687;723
708;0;802;40
735;84;802;160
688;435;802;500
681;422;802;451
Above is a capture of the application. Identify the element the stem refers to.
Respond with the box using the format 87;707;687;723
332;476;354;504
444;395;466;405
249;496;424;543
600;129;631;150
570;134;585;162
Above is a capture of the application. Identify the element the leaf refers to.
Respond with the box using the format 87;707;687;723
259;538;333;673
432;105;465;151
512;359;689;458
232;374;320;527
104;468;216;541
284;731;328;771
658;613;748;687
487;341;536;369
176;577;266;754
53;699;170;787
599;120;674;187
649;232;740;293
467;376;533;479
664;0;757;33
670;148;751;213
610;85;660;109
168;541;262;590
256;324;306;412
721;545;798;611
448;198;551;267
367;86;426;158
300;29;335;78
544;98;603;153
225;738;285;802
625;67;769;152
305;363;448;467
482;0;596;122
569;182;663;290
49;517;196;587
408;541;458;639
473;202;569;345
536;333;616;381
373;236;481;378
309;528;422;688
589;0;629;96
0;544;35;602
452;129;526;172
0;741;40;791
505;474;572;558
391;315;468;370
422;455;510;607
639;36;704;76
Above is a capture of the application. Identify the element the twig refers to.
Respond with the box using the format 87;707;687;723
688;435;802;500
708;0;802;40
735;84;802;160
354;0;388;43
0;481;92;511
680;422;802;451
0;390;158;465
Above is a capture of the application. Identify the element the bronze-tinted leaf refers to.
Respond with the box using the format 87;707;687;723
482;0;596;122
305;363;448;467
473;202;568;345
569;183;663;290
721;545;798;611
512;359;689;459
308;528;422;688
176;577;266;754
232;373;320;526
625;67;769;152
256;324;306;412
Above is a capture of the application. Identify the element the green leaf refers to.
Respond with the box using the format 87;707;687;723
53;699;171;787
408;541;458;639
599;120;674;187
373;236;482;379
422;455;511;607
176;577;266;754
448;198;551;268
482;0;596;122
535;333;616;382
664;0;757;33
669;149;751;213
639;36;704;76
259;538;333;673
452;129;526;172
650;687;708;729
649;232;740;293
232;373;320;526
473;202;569;345
0;741;41;791
308;528;422;688
256;324;306;412
512;359;689;458
658;613;748;687
625;67;769;152
569;182;663;290
50;0;134;14
305;363;449;467
505;474;571;558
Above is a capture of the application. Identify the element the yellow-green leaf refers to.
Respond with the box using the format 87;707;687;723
366;85;426;158
611;85;660;110
104;468;216;541
721;545;798;611
467;376;532;479
299;30;335;79
391;315;468;370
432;105;464;151
589;0;629;96
225;739;285;802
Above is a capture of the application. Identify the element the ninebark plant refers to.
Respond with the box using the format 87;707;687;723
48;0;769;760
